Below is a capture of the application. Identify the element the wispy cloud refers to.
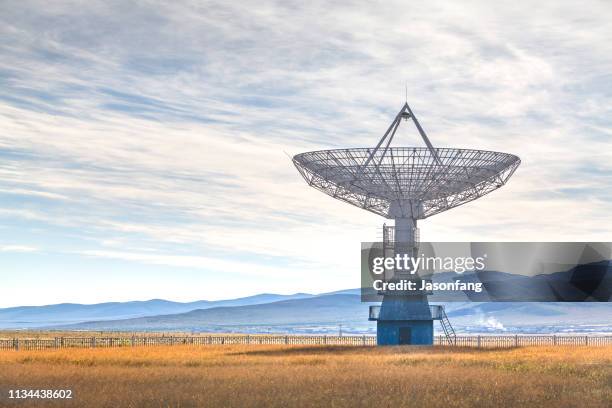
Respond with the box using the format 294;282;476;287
0;245;37;253
1;0;611;305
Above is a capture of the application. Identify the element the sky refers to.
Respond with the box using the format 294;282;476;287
1;0;611;307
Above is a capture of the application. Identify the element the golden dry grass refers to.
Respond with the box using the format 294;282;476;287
0;345;610;407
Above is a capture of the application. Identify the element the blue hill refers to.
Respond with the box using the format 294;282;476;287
2;289;611;334
0;292;314;329
47;294;612;335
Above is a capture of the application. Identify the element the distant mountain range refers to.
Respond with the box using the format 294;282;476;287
419;261;611;302
1;288;610;334
52;294;369;333
0;292;318;328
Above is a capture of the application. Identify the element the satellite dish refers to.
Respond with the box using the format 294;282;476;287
293;103;520;219
292;102;521;346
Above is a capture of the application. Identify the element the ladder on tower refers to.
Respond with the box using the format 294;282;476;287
382;224;394;259
439;307;456;345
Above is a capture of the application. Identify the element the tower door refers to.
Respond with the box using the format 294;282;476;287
398;327;412;345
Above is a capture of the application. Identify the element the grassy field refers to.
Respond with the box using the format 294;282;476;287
0;345;610;407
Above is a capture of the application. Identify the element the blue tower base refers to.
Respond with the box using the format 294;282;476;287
371;290;435;345
376;320;433;345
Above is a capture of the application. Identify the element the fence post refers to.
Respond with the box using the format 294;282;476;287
553;335;557;346
54;337;59;349
170;336;174;346
91;337;96;348
13;338;19;351
514;335;518;347
131;336;135;347
477;335;481;348
285;335;288;345
585;336;588;346
362;335;366;346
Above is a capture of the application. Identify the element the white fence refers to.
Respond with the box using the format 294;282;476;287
1;334;611;350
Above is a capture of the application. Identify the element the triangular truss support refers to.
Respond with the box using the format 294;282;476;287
360;103;442;173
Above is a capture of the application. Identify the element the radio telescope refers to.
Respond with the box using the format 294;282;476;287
293;102;520;345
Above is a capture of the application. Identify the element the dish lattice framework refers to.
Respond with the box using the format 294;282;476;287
293;103;520;219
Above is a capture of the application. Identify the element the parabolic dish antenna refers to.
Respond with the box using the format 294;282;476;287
293;103;520;219
292;101;521;346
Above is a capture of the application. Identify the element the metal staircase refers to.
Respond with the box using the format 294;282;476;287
439;307;456;345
